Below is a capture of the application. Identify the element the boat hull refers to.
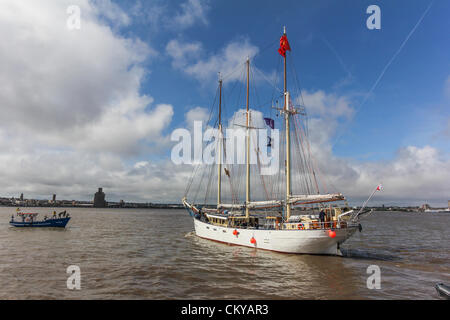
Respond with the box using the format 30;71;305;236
10;217;70;228
193;218;357;255
435;283;450;299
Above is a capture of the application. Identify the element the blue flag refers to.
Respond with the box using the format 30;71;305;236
264;117;274;129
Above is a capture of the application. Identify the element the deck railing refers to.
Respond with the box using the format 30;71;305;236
260;220;358;231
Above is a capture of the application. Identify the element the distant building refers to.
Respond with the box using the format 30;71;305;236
52;194;56;202
20;193;24;201
93;188;107;208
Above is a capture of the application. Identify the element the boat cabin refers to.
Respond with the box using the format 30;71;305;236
228;215;259;228
205;213;228;227
205;213;260;228
283;207;349;230
196;203;352;231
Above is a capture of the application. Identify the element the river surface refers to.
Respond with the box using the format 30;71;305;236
0;208;448;299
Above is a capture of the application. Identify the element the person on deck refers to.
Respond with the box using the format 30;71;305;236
319;210;326;228
53;211;56;219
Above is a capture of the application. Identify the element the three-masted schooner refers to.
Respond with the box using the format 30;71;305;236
182;29;366;255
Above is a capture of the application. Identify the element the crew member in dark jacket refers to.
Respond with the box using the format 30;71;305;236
319;210;326;227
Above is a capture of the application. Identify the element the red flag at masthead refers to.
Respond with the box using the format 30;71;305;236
278;33;291;57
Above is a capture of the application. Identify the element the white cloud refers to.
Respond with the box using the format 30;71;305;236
171;0;210;30
167;37;259;84
296;90;450;205
228;109;265;130
75;103;174;155
185;106;210;128
349;146;450;204
0;0;165;155
129;0;209;33
91;0;131;27
0;0;179;201
300;90;354;120
129;0;167;32
166;39;202;69
166;37;278;91
0;148;193;202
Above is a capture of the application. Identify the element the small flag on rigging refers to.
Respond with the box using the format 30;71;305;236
376;184;383;191
264;117;274;129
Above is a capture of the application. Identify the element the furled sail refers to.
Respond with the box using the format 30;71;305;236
218;204;245;209
219;200;282;209
288;193;345;204
247;200;282;208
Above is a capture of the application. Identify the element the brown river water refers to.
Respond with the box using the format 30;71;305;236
0;207;448;300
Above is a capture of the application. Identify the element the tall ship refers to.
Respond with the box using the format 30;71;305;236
182;28;372;255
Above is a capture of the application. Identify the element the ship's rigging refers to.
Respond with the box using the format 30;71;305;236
183;29;340;217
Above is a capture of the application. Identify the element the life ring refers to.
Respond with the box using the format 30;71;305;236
297;223;305;230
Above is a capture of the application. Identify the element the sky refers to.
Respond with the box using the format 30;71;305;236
0;0;448;206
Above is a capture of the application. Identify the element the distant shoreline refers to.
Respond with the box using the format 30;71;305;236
0;204;184;209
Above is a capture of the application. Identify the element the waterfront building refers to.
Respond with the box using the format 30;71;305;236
93;188;107;208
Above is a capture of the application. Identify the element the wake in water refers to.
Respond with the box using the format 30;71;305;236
341;248;399;261
184;231;196;238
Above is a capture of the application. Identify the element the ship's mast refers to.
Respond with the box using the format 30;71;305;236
283;26;292;220
245;57;251;218
217;75;223;208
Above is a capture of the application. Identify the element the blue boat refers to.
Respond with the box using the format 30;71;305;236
10;212;70;228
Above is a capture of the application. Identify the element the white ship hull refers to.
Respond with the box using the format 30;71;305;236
193;218;358;255
424;209;450;213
